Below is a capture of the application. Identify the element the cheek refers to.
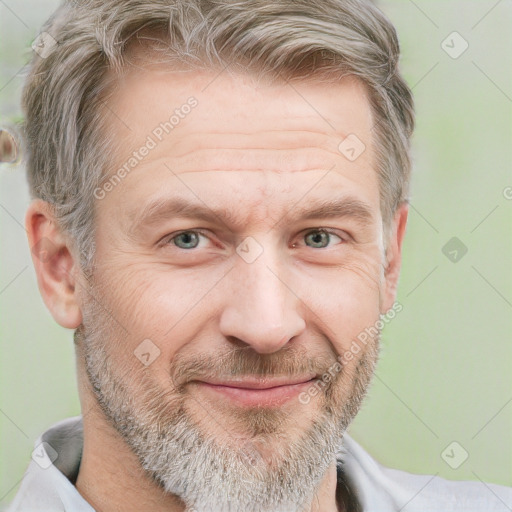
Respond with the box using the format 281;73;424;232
294;253;383;355
94;264;224;358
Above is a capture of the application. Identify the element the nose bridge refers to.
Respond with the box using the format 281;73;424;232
219;238;306;353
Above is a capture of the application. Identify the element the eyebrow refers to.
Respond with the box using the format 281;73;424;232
128;195;374;235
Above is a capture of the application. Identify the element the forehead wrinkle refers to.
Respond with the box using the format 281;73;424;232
168;166;340;176
169;146;347;166
138;147;362;178
166;127;347;157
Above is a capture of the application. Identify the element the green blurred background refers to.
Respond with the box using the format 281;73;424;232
1;0;511;508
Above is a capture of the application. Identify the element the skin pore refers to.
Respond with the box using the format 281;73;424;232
26;57;408;512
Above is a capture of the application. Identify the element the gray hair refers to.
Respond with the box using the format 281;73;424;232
21;0;414;272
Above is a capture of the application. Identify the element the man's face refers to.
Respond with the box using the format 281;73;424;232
77;63;398;511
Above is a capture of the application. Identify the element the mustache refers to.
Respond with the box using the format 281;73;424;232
170;344;341;389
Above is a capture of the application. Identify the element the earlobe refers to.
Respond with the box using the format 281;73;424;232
381;202;409;313
26;199;83;329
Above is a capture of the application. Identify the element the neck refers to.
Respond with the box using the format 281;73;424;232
75;408;186;512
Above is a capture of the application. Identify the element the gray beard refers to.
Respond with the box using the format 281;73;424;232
76;294;378;512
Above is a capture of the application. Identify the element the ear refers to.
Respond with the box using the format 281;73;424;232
381;201;409;313
25;199;83;328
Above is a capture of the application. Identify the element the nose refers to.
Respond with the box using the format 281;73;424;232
219;249;306;354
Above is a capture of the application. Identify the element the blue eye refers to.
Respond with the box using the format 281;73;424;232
172;231;201;249
164;228;345;252
304;230;343;248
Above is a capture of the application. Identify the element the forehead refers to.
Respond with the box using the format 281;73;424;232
98;62;379;224
108;62;373;140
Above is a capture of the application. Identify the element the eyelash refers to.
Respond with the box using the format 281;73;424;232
161;228;348;250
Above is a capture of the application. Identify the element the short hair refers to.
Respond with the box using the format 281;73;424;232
21;0;414;271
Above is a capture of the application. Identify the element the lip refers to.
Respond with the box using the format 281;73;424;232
191;376;317;407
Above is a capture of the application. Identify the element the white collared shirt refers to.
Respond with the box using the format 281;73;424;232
6;416;512;511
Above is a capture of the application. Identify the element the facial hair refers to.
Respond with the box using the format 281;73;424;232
76;286;380;512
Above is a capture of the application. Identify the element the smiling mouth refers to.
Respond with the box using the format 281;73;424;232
190;375;318;407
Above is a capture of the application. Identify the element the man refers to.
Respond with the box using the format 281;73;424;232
7;0;512;511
